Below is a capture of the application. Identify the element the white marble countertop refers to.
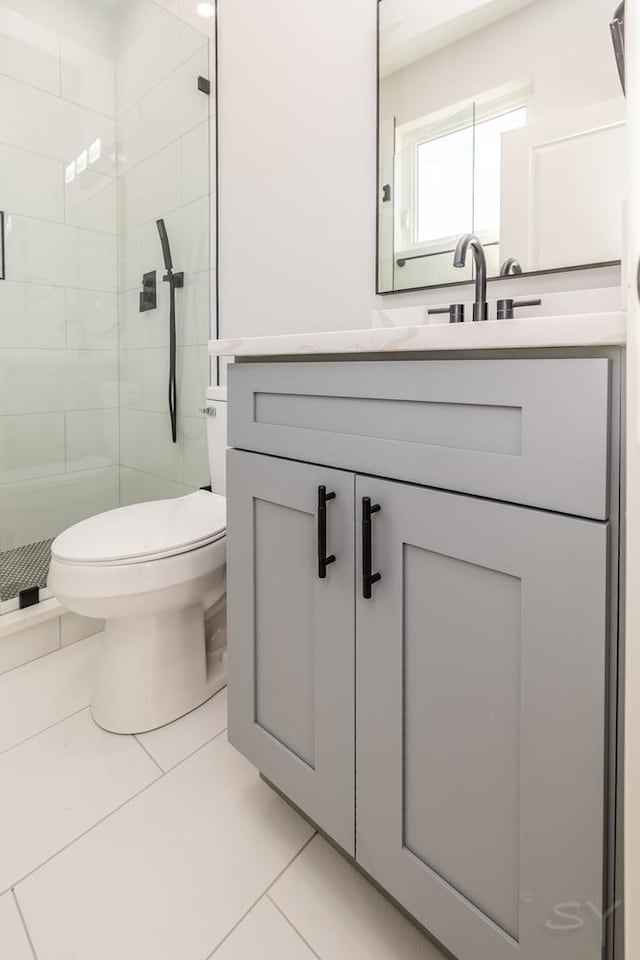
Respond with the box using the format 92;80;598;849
209;311;626;358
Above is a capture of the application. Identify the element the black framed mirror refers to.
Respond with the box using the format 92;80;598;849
377;0;626;295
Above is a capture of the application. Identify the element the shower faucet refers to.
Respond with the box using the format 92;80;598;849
453;234;488;322
157;218;184;290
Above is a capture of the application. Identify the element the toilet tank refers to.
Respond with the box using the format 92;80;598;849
206;386;227;495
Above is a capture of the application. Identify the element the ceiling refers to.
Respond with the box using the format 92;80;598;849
380;0;538;77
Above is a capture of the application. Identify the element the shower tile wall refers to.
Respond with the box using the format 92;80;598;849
0;1;119;553
116;0;213;505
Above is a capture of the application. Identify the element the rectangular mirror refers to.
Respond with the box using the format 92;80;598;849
377;0;626;293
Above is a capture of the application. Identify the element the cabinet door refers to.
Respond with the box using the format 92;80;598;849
356;477;609;960
227;450;355;853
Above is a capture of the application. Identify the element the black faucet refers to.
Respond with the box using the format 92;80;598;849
454;234;488;322
500;257;523;276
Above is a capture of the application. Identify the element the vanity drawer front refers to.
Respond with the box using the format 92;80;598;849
228;358;610;519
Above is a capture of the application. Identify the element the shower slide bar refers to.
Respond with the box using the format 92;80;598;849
156;218;184;445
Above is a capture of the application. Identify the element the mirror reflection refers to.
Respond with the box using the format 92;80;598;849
378;0;626;293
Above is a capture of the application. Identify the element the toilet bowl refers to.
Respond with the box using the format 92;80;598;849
49;387;229;735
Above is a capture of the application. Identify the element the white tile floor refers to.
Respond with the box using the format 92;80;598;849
0;635;447;960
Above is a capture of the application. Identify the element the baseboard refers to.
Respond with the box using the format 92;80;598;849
0;601;103;675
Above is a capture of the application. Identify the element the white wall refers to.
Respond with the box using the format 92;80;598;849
217;0;621;348
218;0;381;339
382;0;621;144
625;3;640;957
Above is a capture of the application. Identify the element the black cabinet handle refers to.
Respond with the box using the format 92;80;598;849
317;486;337;579
362;497;381;599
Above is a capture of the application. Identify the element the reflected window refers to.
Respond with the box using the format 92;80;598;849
398;98;528;255
416;125;474;244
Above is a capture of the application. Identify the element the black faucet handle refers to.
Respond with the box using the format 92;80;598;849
497;298;542;321
428;303;465;324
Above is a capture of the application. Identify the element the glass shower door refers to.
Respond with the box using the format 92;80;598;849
0;0;214;615
0;0;119;612
116;0;213;512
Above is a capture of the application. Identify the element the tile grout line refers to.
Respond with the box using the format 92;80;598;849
3;766;164;899
133;735;167;775
11;888;39;960
160;722;229;773
119;116;210;183
6;723;229;898
7;209;118;240
0;276;118;296
115;193;211;256
118;44;209;139
0;68;116;123
266;892;324;960
0;631;100;683
0;704;90;761
204;831;318;959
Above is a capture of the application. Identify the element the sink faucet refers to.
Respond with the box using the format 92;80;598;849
500;257;523;276
454;234;488;322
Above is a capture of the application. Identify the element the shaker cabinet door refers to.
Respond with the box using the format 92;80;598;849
227;450;356;854
355;477;608;960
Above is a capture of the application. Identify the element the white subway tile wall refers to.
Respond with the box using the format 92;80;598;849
0;0;214;593
0;1;118;557
116;0;213;498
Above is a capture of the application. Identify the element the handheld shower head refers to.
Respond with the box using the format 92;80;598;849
156;218;173;273
610;2;625;96
154;218;183;445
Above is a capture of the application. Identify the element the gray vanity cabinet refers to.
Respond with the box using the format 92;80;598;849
355;476;608;960
226;356;615;960
226;450;356;855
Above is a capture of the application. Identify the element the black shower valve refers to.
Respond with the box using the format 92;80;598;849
139;271;157;312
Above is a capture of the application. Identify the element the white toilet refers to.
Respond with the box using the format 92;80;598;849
49;387;228;735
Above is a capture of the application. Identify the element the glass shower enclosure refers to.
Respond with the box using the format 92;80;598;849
0;0;214;613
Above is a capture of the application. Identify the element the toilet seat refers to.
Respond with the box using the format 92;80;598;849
49;490;227;623
52;491;226;566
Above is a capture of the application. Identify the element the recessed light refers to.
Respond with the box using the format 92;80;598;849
197;2;214;17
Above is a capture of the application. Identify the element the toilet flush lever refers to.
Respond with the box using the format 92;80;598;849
198;406;217;417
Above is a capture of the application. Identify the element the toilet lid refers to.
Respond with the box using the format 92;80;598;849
52;491;226;564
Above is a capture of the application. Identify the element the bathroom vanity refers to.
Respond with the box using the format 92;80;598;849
211;312;625;960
